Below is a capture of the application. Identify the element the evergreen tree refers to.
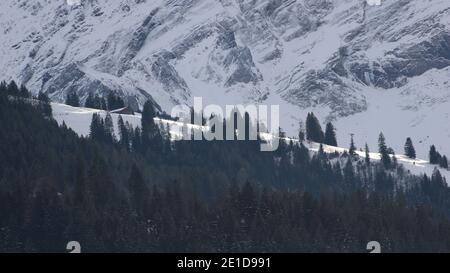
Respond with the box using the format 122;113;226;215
298;121;305;142
19;84;30;98
0;81;7;95
65;91;80;107
142;100;157;137
37;91;52;117
440;156;448;169
364;143;370;165
132;127;142;152
306;112;324;143
89;113;104;142
6;81;19;96
100;97;108;111
378;132;391;168
324;122;337;146
344;158;355;189
429;145;441;165
104;112;115;144
128;164;150;215
365;143;370;165
118;115;130;151
85;93;95;109
107;93;125;111
141;100;162;154
85;93;107;110
404;137;416;159
349;134;356;156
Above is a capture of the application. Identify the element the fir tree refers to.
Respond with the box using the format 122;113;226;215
85;93;95;109
298;121;305;142
378;132;391;168
141;100;162;154
0;81;7;95
19;84;30;98
365;143;370;165
404;137;416;159
324;122;337;146
100;98;108;111
429;145;442;165
118;115;130;151
132;127;142;153
85;93;107;110
306;112;324;143
142;100;157;137
89;113;103;142
107;93;125;111
349;134;356;156
440;156;448;169
344;158;355;189
37;91;52;117
128;164;149;215
6;81;19;96
65;91;80;107
104;112;115;144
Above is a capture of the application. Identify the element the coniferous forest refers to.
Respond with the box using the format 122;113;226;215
1;81;450;253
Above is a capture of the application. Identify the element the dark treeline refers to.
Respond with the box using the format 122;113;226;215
1;82;450;253
81;92;126;111
430;145;449;169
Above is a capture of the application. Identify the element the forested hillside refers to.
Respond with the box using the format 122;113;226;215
1;82;450;252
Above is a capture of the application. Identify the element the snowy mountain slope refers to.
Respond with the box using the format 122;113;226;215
2;0;450;158
52;102;450;183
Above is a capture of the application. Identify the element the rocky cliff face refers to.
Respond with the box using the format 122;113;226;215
2;0;450;156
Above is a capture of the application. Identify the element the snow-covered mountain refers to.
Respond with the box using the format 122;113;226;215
2;0;450;158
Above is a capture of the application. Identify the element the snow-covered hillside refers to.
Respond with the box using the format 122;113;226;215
52;102;450;183
2;0;450;158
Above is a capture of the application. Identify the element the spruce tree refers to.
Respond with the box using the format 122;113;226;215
324;122;337;146
0;81;7;94
429;145;441;165
349;134;356;156
65;91;80;107
107;93;125;111
85;93;95;109
118;115;130;151
306;112;324;143
298;121;305;142
365;143;370;165
128;164;149;215
104;113;115;144
37;91;52;117
378;132;391;168
440;156;448;169
404;137;416;159
101;97;108;111
6;81;19;96
85;93;107;110
19;84;30;98
89;113;104;142
344;158;355;189
132;127;142;153
142;100;157;135
141;100;162;154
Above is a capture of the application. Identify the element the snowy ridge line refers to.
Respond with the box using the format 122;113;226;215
52;102;450;183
